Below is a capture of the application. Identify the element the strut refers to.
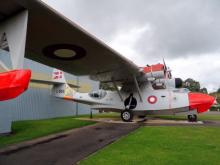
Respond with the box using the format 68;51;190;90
112;78;123;102
133;75;143;102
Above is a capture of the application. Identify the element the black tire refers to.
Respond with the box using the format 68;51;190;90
188;115;193;122
121;110;133;122
188;114;197;122
193;114;197;122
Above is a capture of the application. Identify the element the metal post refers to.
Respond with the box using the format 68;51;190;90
75;76;79;116
90;109;93;119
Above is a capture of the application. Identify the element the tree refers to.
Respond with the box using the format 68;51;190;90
183;78;200;92
200;88;208;94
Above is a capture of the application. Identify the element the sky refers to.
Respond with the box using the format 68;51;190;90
43;0;220;92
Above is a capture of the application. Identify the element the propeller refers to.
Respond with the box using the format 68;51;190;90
163;58;172;79
163;58;167;74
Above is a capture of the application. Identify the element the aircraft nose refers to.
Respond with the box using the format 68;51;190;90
188;92;215;113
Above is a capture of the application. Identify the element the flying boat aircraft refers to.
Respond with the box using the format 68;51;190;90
0;0;215;121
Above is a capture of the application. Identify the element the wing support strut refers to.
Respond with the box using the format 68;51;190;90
112;78;123;102
0;10;28;69
133;75;143;102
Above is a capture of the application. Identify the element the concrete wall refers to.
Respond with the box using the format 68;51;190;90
0;50;98;134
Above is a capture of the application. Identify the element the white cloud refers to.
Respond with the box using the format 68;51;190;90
109;24;151;63
108;25;220;92
168;54;220;92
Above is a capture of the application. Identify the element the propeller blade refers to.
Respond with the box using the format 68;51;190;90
168;70;172;79
163;58;167;77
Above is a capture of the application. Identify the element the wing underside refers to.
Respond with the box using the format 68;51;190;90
0;0;141;83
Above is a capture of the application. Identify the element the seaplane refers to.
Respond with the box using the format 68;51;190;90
0;0;215;122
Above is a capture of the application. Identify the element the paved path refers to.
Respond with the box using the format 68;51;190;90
0;123;139;165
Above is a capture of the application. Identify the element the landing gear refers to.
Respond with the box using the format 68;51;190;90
187;114;197;122
121;110;133;122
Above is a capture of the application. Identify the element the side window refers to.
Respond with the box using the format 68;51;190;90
152;83;166;90
89;90;107;99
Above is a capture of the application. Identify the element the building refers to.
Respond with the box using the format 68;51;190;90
0;49;99;134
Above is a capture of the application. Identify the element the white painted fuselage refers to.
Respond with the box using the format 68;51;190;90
72;83;190;115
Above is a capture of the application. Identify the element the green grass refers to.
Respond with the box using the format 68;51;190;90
80;126;220;165
0;117;95;148
80;112;120;119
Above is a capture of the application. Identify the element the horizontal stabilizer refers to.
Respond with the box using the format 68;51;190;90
30;78;79;88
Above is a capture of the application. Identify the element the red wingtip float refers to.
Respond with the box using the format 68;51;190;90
188;92;215;113
0;69;31;101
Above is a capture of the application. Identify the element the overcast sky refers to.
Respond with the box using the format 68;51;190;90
43;0;220;92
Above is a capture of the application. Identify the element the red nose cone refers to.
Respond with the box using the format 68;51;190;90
188;92;215;113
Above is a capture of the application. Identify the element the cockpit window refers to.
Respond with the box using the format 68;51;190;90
89;90;107;99
173;88;189;93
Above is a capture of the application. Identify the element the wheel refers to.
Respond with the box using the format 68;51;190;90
121;110;133;122
187;114;197;122
188;115;193;122
193;114;197;122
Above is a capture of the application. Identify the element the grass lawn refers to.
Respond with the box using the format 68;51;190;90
0;117;95;148
80;126;220;165
80;112;120;119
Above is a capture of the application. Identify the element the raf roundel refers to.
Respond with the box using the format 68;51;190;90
147;95;157;104
43;44;86;61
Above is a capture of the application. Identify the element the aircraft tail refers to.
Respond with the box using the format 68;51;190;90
51;69;75;100
52;68;66;83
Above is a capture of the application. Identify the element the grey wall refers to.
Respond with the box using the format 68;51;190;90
1;88;91;122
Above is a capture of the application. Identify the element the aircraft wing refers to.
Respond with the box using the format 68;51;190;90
0;0;141;83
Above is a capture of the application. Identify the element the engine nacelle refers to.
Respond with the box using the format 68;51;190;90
145;70;165;80
140;63;165;81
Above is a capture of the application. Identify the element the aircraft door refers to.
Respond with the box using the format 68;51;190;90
124;93;137;110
